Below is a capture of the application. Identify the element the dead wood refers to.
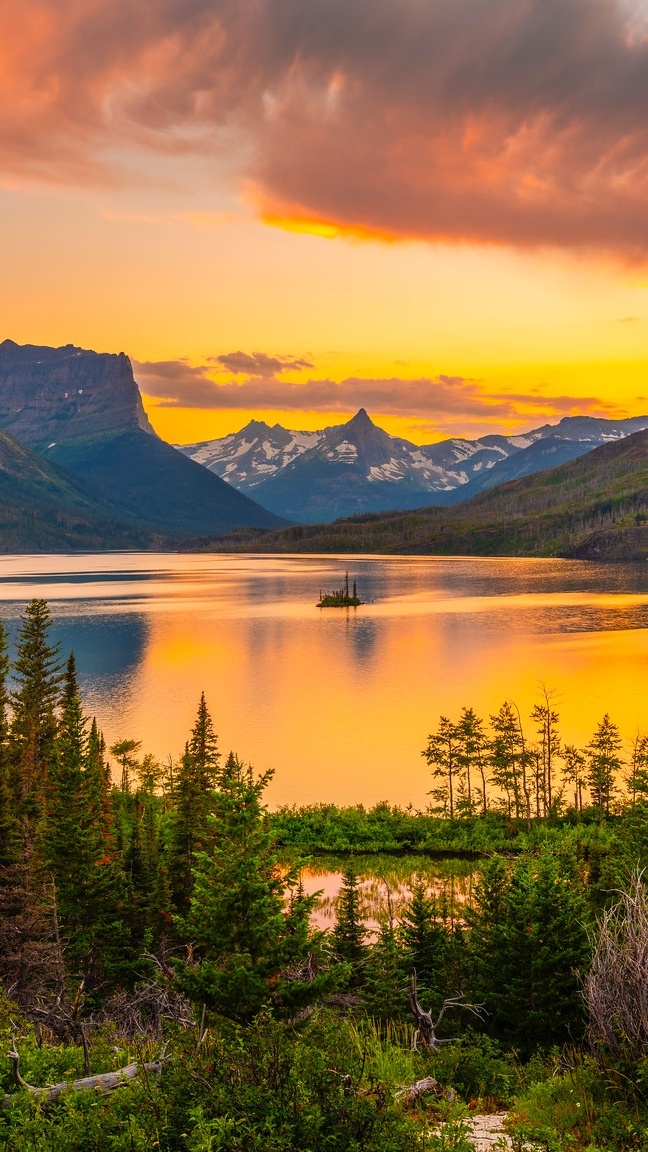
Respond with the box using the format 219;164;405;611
4;1036;167;1106
409;972;485;1052
396;1075;456;1105
584;873;648;1059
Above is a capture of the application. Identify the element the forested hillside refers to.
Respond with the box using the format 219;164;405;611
3;599;648;1149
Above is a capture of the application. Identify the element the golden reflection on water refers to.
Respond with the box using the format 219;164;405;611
0;553;648;806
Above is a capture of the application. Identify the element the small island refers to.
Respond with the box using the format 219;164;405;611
317;571;363;607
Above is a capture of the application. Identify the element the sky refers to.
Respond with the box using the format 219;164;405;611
2;0;648;446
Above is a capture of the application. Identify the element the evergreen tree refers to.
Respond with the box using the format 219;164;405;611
586;714;623;816
531;689;561;816
43;654;125;985
176;753;331;1022
468;853;589;1051
10;598;62;832
110;738;141;795
423;716;460;818
86;718;114;849
455;707;489;815
0;619;17;870
489;702;524;818
364;921;408;1022
399;879;451;1014
563;744;588;814
626;733;648;805
169;694;221;914
332;864;366;980
124;753;169;948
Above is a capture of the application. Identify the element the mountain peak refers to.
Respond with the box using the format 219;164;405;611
346;407;373;427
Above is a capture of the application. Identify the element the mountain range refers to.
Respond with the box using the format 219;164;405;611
202;426;648;561
178;408;648;523
1;337;648;558
0;340;283;550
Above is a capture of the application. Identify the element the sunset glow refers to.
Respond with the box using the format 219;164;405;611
2;0;648;444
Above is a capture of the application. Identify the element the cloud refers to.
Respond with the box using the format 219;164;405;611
4;0;648;254
213;351;313;375
134;357;619;426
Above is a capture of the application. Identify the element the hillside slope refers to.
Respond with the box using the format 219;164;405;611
198;427;648;558
0;427;159;552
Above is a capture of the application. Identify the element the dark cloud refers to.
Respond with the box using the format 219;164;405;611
213;351;313;375
4;0;648;253
134;357;618;424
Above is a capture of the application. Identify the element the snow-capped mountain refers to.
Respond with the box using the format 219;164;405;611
177;410;648;523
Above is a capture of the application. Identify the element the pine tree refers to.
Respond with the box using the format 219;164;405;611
86;718;114;849
489;702;524;818
531;690;561;816
563;744;588;814
423;716;460;818
43;654;125;985
10;598;62;832
332;865;366;981
175;753;331;1022
455;707;489;815
364;921;408;1022
468;853;589;1051
586;714;623;816
627;733;648;805
169;694;221;914
399;879;451;1014
124;753;169;949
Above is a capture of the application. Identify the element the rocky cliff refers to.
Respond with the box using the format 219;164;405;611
0;340;284;538
0;340;156;450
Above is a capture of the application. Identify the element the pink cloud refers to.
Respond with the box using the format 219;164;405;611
4;0;648;253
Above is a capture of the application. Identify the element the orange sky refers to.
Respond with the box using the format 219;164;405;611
2;0;648;445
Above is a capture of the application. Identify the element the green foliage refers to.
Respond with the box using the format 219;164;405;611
0;1012;429;1152
586;714;623;817
176;753;332;1022
399;880;454;1014
468;852;591;1052
333;864;367;977
10;598;62;830
168;693;220;914
364;922;409;1021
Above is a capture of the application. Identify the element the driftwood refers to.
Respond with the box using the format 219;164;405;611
396;1075;456;1105
409;973;485;1052
4;1036;166;1106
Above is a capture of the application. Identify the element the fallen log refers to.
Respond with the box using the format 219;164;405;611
396;1076;452;1105
4;1037;165;1106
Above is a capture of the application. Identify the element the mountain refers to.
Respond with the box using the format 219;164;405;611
178;409;648;522
0;341;283;538
0;425;160;552
199;426;648;560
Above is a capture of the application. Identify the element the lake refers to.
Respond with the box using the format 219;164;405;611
298;855;480;933
0;552;648;807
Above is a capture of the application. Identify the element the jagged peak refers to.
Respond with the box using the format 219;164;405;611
346;407;374;427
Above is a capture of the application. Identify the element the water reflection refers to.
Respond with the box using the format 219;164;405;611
0;553;648;805
299;855;480;934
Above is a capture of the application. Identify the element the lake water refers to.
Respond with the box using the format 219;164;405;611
0;552;648;807
298;855;480;933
